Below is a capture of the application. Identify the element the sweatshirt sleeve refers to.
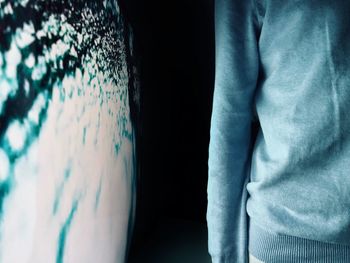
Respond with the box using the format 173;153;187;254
206;0;262;262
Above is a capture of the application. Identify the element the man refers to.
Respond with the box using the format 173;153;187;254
207;0;350;262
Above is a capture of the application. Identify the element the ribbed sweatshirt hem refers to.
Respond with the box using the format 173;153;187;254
248;219;350;263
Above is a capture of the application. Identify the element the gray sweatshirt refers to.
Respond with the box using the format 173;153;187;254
207;0;350;262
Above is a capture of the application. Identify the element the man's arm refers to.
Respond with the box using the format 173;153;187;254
206;0;261;262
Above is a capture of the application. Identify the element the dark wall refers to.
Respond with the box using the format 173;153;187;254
123;0;215;238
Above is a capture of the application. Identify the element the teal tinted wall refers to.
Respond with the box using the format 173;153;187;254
0;1;138;262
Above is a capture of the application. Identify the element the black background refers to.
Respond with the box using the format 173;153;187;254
120;0;215;261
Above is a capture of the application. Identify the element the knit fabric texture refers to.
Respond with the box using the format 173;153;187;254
206;0;350;262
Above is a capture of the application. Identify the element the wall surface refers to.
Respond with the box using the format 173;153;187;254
0;1;139;262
